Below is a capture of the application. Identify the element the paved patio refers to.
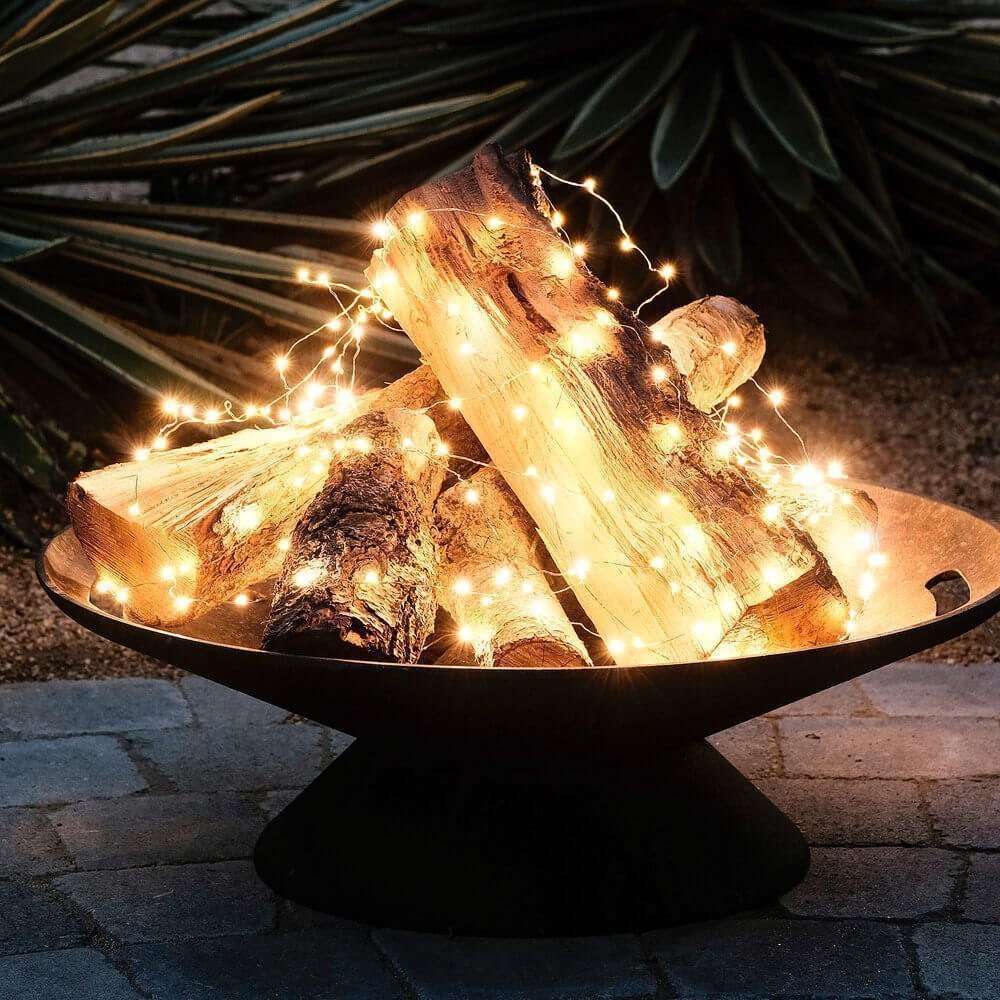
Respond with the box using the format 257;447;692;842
0;661;997;999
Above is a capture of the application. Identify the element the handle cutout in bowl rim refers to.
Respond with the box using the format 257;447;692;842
925;570;971;617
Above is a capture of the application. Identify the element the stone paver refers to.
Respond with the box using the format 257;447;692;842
782;847;959;919
860;661;1000;717
755;777;928;844
913;923;1000;999
708;718;779;776
125;929;403;1000
0;736;146;807
0;881;82;956
0;667;995;997
779;717;1000;778
54;861;274;943
0;808;68;875
129;722;325;793
0;948;142;1000
260;788;299;819
925;779;1000;848
769;679;871;717
646;918;914;998
50;793;260;869
179;675;289;726
0;679;189;736
963;853;1000;922
375;930;656;1000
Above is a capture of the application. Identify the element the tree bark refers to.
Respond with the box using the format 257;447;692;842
263;408;446;661
370;144;849;663
67;367;459;625
68;291;764;634
434;467;591;668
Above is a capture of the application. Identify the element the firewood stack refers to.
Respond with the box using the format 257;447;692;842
67;146;879;667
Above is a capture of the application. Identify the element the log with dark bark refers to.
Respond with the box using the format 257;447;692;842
263;408;446;661
371;144;853;663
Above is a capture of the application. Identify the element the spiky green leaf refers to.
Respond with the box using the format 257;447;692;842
728;111;814;209
766;199;863;294
732;38;840;181
650;61;721;189
694;161;742;285
556;28;697;158
0;267;234;401
0;381;62;495
0;229;66;262
0;0;116;102
760;7;957;45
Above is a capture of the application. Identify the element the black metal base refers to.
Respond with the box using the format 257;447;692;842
253;738;809;935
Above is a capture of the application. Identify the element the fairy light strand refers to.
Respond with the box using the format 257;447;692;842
115;160;884;659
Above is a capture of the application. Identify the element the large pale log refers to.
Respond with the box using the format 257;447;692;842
371;144;848;663
434;467;591;668
649;296;765;412
68;367;451;625
263;408;445;661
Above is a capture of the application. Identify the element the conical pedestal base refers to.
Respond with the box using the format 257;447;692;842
253;738;808;936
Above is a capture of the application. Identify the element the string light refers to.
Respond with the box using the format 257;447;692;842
552;253;574;278
292;564;323;589
114;157;882;665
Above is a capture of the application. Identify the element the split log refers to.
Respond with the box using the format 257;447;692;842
67;366;458;625
371;144;849;663
67;290;759;630
715;562;847;656
263;408;445;661
649;296;765;412
434;467;591;667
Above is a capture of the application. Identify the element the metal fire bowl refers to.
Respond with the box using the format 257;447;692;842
38;482;1000;765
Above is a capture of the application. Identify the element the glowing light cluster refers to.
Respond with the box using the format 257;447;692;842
112;158;884;662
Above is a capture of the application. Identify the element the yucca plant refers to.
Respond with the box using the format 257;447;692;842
252;0;998;336
0;0;996;543
0;0;470;541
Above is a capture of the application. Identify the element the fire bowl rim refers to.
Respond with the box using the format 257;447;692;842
37;481;1000;676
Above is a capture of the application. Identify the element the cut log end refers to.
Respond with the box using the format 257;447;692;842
263;408;445;663
717;560;849;657
650;296;765;412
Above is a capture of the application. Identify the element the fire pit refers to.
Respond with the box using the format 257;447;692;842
38;481;1000;934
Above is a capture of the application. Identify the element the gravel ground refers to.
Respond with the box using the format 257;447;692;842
2;317;997;682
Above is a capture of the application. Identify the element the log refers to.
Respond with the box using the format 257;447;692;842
371;144;849;663
68;367;454;625
649;296;765;412
767;483;879;613
434;467;591;668
263;408;446;661
67;295;756;629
